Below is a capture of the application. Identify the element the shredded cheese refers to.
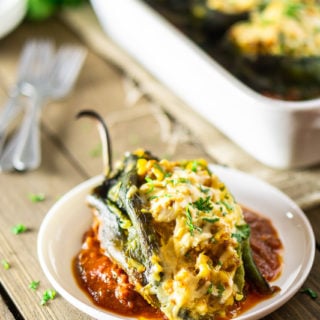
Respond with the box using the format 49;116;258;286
138;158;245;319
229;0;320;57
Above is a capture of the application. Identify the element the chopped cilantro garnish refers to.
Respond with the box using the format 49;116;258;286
210;237;217;243
148;195;159;201
1;259;10;270
232;224;250;242
186;206;202;236
153;163;165;174
89;143;102;157
257;0;270;12
285;2;304;19
29;280;40;291
221;200;233;211
41;289;56;305
12;224;27;235
207;283;213;294
301;288;318;299
217;283;225;297
167;178;190;186
177;178;189;184
28;193;45;203
145;177;155;194
192;196;213;213
199;185;210;194
166;179;175;186
191;161;199;172
202;217;220;223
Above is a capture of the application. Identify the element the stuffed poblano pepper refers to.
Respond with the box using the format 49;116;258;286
227;0;320;90
78;111;273;320
190;0;261;31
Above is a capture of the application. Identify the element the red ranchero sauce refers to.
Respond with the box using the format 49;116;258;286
73;207;283;320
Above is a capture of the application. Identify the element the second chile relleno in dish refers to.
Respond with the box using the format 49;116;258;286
144;0;320;99
226;0;320;94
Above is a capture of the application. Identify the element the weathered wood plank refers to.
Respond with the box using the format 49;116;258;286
0;294;15;320
0;135;91;319
306;206;320;245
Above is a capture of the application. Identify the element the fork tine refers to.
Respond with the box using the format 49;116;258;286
14;41;37;82
17;40;54;86
49;45;87;95
20;40;55;96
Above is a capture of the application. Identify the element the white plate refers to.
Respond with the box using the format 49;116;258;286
38;165;315;320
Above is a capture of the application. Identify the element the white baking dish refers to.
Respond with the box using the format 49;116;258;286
90;0;320;169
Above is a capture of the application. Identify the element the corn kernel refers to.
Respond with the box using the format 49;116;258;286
137;158;148;176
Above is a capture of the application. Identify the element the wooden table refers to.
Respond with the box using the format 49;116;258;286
0;5;319;320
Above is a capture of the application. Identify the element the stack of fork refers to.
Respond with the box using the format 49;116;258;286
0;39;87;172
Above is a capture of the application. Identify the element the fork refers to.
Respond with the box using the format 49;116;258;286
0;40;55;155
0;40;55;172
0;45;87;172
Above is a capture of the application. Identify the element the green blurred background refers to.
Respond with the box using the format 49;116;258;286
27;0;87;21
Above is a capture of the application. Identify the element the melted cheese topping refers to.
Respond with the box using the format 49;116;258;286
137;158;246;320
229;0;320;57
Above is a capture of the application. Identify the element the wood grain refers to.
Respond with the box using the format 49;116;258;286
0;294;15;320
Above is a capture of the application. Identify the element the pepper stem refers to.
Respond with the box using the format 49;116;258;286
76;110;112;176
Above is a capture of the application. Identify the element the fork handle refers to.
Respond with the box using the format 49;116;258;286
0;90;24;154
0;95;41;172
13;95;43;171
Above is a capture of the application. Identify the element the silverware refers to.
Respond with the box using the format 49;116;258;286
0;40;55;172
0;40;55;155
0;44;87;172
